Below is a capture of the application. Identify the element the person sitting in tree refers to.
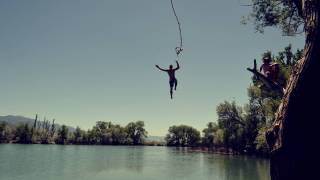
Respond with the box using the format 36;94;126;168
155;61;180;99
260;55;280;82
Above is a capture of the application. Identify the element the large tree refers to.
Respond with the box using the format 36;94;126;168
56;125;69;145
246;0;320;179
217;101;246;152
202;122;219;148
165;125;201;147
14;123;32;144
125;121;147;145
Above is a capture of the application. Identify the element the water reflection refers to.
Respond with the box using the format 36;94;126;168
124;146;144;172
165;147;201;178
83;145;145;173
0;144;270;180
165;147;270;180
203;154;270;180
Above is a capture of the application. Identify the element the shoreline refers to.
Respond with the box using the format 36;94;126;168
0;143;270;158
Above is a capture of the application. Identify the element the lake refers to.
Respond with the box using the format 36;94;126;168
0;144;270;180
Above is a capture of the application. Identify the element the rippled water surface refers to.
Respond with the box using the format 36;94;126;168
0;144;270;180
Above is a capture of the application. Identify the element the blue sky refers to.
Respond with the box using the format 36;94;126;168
0;0;304;136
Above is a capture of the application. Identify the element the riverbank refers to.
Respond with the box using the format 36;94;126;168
0;141;269;158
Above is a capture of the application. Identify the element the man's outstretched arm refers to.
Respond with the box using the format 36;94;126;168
155;65;167;71
175;61;180;70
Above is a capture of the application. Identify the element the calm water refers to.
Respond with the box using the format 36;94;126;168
0;144;270;180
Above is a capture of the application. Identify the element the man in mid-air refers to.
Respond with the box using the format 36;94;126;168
155;61;180;99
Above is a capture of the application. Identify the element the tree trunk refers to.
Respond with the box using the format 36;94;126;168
266;1;320;179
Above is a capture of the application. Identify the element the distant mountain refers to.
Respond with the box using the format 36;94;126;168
0;115;75;132
0;115;35;126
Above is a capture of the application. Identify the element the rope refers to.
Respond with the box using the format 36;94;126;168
170;0;183;56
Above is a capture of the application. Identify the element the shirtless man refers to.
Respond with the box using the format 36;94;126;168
155;61;180;99
260;56;273;78
260;56;280;82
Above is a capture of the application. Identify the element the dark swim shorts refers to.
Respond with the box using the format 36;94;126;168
169;78;177;87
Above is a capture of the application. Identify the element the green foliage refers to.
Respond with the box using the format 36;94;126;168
29;116;56;144
254;126;269;154
0;122;10;143
1;118;149;146
165;125;201;147
125;121;148;145
246;45;301;154
202;122;219;147
56;125;69;145
87;128;99;144
217;101;245;128
245;0;304;35
216;101;246;152
213;129;225;146
243;104;260;153
14;123;32;144
199;45;302;155
111;125;128;145
87;121;136;145
94;121;113;144
52;121;148;145
71;126;86;145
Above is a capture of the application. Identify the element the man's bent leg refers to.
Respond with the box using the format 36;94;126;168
174;79;178;91
169;81;174;99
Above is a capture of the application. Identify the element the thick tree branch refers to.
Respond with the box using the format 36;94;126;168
247;59;284;95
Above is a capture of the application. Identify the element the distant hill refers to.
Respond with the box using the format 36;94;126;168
0;115;35;126
146;136;165;143
0;115;75;132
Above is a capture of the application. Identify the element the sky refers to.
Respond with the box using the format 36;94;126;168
0;0;304;136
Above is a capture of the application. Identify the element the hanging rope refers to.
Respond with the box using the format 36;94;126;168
170;0;183;57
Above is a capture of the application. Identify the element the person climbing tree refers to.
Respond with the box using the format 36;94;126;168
155;61;180;99
260;56;273;78
259;54;280;82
